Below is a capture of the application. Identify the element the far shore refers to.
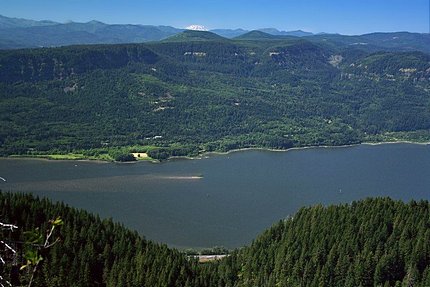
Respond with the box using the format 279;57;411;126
5;155;109;164
2;140;429;163
200;140;430;158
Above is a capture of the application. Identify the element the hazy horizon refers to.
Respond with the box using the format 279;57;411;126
1;0;429;35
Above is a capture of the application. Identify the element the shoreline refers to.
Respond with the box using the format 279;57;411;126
2;140;429;163
5;155;110;164
200;140;430;158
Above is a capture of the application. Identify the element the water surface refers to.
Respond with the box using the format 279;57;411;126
0;143;429;248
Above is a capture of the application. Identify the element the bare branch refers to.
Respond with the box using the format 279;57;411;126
0;222;18;231
0;275;12;287
44;225;55;248
0;241;16;254
1;218;62;287
44;237;60;249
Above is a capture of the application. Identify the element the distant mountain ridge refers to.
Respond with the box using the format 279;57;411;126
0;14;315;49
164;30;227;42
210;28;248;38
0;14;57;29
211;28;313;38
234;30;297;40
0;15;184;49
258;28;313;37
0;14;429;55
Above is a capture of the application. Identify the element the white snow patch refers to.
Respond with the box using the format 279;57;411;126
185;25;208;31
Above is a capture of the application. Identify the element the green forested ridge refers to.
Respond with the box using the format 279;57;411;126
224;198;430;287
1;193;430;286
164;30;227;42
0;34;429;160
0;192;200;286
234;30;285;40
306;32;430;54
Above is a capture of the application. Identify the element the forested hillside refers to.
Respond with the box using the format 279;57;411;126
1;193;430;286
0;192;201;286
222;198;430;287
0;31;429;160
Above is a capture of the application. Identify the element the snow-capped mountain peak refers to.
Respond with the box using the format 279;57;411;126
185;24;207;31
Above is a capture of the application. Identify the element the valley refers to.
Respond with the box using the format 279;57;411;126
0;30;429;162
1;9;430;286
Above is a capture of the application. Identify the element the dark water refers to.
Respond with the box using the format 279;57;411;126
0;143;429;248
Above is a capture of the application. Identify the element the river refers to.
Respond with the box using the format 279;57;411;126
0;143;429;248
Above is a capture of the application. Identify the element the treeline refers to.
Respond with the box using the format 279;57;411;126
222;198;430;286
1;193;430;286
0;192;201;286
0;44;160;83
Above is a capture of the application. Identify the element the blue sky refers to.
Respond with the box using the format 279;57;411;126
1;0;429;35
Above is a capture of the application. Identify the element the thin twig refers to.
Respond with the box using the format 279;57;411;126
44;225;55;248
0;222;18;231
0;241;16;254
0;275;12;287
44;237;60;249
27;265;37;287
